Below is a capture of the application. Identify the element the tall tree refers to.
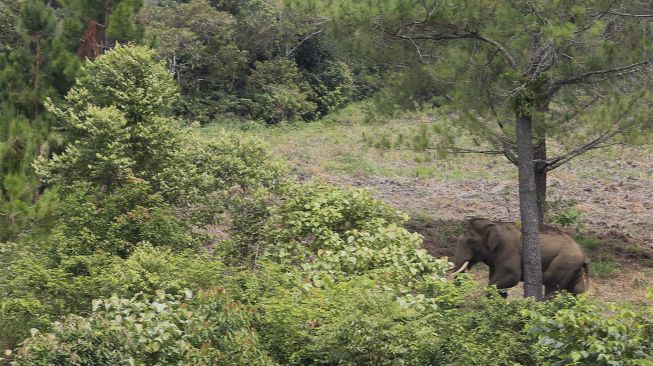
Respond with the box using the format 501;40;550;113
301;0;653;299
0;0;26;53
61;0;144;58
144;0;248;121
35;44;180;190
0;0;79;241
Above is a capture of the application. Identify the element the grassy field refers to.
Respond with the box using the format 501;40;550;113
203;103;653;303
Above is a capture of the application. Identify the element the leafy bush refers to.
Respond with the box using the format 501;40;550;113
34;44;181;189
12;290;277;366
524;296;653;365
305;60;354;116
263;277;441;365
0;298;51;352
0;244;249;351
545;198;584;228
262;182;407;261
233;182;451;288
156;129;287;205
51;179;196;257
242;59;316;124
262;276;551;366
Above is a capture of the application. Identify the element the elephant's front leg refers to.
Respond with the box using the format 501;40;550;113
489;267;520;298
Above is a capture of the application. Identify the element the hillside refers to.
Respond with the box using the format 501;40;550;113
208;106;653;304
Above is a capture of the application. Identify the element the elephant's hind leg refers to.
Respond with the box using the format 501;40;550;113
544;285;560;300
565;269;587;295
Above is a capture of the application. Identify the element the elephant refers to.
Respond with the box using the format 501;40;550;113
452;218;589;298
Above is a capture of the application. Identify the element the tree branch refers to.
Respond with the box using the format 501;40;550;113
575;0;619;34
286;29;324;57
605;11;653;18
554;58;652;86
380;27;518;69
545;130;620;171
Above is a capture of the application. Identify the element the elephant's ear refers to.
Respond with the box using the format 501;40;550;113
486;225;502;251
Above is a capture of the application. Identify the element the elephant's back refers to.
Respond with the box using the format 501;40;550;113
499;222;585;265
539;228;586;265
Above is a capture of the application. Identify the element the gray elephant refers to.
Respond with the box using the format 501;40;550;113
452;218;589;298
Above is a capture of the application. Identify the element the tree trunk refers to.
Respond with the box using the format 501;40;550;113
534;140;547;224
33;36;41;118
103;0;110;48
533;101;549;224
516;112;543;300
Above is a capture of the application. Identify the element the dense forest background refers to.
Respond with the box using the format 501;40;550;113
1;0;652;365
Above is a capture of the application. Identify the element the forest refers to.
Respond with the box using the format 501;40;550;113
0;0;652;365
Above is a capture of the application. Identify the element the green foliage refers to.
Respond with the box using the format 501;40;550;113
545;198;585;228
145;0;248;122
305;60;354;116
107;0;145;42
242;58;317;123
0;298;51;352
261;182;406;262
62;43;177;122
525;296;653;365
574;235;600;251
0;243;267;350
51;179;196;257
0;0;24;52
12;291;277;366
590;254;621;278
157;129;287;204
35;45;181;188
62;0;145;53
0;173;58;242
262;277;444;365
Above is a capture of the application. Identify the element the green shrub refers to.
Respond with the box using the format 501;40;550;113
305;60;354;116
157;129;287;205
0;298;51;352
262;277;546;366
524;296;653;365
34;45;181;189
241;59;316;124
12;291;277;366
545;198;584;228
0;244;250;351
590;254;621;278
52;179;196;257
262;182;407;262
262;277;442;365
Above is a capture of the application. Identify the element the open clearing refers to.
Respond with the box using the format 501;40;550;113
207;107;653;303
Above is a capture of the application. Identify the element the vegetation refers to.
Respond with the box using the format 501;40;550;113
1;0;652;364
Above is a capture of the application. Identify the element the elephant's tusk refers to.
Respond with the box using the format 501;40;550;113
452;261;469;275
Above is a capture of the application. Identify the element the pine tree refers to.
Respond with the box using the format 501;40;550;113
0;0;79;241
61;0;144;59
307;0;653;299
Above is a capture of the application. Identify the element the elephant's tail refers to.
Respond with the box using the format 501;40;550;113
582;258;590;292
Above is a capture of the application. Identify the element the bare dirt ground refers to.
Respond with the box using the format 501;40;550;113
311;161;653;304
232;114;653;303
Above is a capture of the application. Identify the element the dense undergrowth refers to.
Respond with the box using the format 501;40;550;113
1;44;652;366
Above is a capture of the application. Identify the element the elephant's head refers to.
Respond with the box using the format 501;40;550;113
452;218;503;273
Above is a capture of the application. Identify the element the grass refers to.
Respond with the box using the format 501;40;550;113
574;235;600;251
202;103;520;181
590;254;621;278
204;103;653;186
201;103;653;303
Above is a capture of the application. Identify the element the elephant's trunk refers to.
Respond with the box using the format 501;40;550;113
452;261;469;274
